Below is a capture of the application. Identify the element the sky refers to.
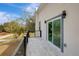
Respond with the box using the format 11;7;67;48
0;3;40;24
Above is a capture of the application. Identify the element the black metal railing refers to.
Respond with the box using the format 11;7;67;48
23;30;41;56
15;30;41;56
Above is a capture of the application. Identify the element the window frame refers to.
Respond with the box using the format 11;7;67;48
45;10;66;52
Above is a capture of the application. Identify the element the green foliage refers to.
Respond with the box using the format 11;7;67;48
0;15;35;35
26;22;35;31
25;18;35;31
0;25;4;32
3;21;25;35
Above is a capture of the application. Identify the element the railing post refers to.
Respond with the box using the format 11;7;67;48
23;31;30;56
23;36;26;56
40;30;42;37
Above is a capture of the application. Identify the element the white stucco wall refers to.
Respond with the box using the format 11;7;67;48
36;3;79;56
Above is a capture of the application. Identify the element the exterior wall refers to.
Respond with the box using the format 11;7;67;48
35;13;41;37
35;13;39;31
36;3;79;56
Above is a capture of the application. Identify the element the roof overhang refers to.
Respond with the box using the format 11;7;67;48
36;3;48;14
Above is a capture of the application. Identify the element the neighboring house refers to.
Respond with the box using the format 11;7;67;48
35;3;79;56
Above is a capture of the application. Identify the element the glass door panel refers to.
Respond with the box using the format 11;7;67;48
48;22;52;42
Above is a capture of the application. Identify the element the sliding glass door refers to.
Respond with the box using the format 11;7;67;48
53;19;61;48
48;22;52;42
48;17;62;48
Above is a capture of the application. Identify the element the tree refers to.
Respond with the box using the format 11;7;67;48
0;25;5;32
26;22;35;31
3;21;26;35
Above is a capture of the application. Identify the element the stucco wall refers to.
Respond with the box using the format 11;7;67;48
36;3;79;56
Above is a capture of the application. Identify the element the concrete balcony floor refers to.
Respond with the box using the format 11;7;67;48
26;37;58;56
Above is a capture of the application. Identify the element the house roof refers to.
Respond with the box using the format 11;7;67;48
31;3;47;21
36;3;48;14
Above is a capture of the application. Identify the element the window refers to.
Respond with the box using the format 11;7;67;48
48;22;52;42
53;19;61;48
48;18;61;48
47;15;64;52
47;11;66;52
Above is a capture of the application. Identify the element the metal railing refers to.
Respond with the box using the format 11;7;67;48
15;30;41;56
23;30;41;56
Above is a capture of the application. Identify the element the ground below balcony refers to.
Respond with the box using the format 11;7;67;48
26;37;59;56
0;33;23;56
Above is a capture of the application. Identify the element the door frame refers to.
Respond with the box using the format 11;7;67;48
45;10;66;52
47;16;62;49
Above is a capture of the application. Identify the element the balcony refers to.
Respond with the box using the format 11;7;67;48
15;30;60;56
26;37;56;56
25;30;62;56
